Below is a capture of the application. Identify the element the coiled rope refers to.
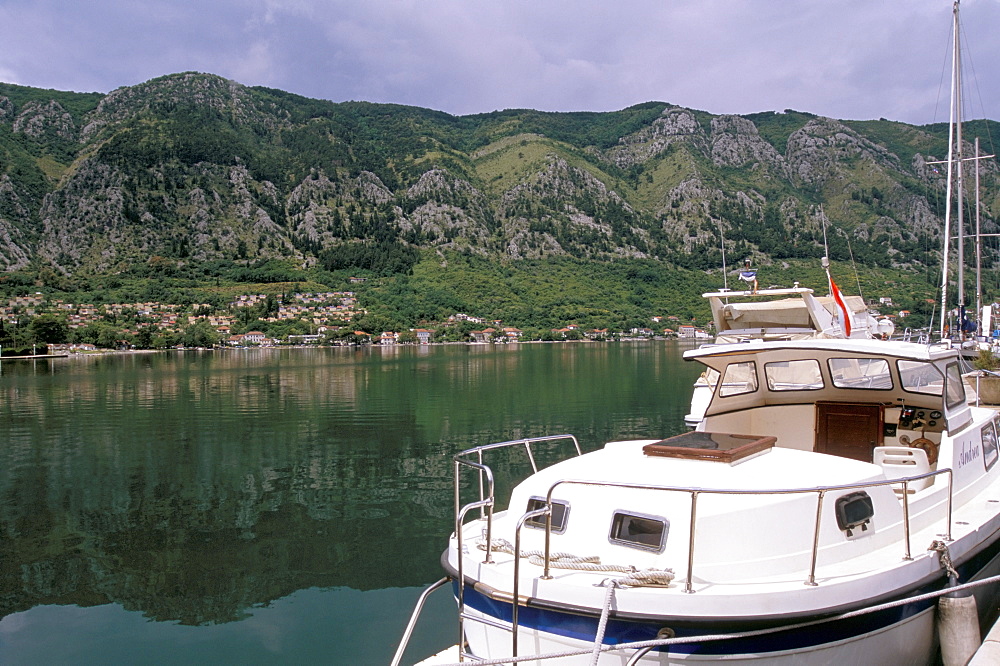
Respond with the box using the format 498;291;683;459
478;537;675;582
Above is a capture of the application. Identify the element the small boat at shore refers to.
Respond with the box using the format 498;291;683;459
393;337;1000;665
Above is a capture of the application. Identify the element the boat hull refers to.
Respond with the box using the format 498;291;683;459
453;538;1000;665
462;603;936;665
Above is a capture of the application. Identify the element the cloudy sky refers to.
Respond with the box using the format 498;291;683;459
1;0;998;125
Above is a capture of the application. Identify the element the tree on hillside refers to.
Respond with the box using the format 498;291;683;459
29;314;69;344
71;322;125;348
181;320;221;348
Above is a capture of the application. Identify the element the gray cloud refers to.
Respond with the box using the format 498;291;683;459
1;0;997;124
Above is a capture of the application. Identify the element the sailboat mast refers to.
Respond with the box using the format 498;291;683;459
976;137;982;323
955;0;966;320
939;0;961;338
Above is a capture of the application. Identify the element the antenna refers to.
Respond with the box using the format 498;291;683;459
820;206;830;260
719;223;728;291
842;232;865;304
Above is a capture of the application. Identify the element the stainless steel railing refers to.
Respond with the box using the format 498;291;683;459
389;577;451;666
449;436;955;660
452;435;582;660
536;469;953;592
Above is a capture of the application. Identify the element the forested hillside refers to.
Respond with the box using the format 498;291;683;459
0;71;998;327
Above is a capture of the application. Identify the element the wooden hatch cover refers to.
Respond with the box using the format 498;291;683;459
643;432;776;463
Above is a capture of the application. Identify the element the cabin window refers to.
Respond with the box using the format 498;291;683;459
834;491;875;537
525;497;570;533
828;358;892;390
983;420;999;471
718;361;758;397
764;359;823;391
609;511;668;552
944;362;966;409
897;360;944;396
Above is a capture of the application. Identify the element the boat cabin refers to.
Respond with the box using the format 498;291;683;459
684;339;973;475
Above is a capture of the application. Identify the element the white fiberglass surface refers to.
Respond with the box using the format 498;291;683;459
546;442;881;491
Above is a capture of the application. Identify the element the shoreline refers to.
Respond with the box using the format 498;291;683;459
1;337;702;359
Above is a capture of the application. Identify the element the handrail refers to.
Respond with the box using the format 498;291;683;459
512;507;550;656
389;577;451;666
453;435;580;522
454;434;582;468
451;435;582;662
453;435;581;559
455;491;494;653
542;468;954;590
454;458;496;563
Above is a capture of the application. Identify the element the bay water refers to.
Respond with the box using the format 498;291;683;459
0;342;700;664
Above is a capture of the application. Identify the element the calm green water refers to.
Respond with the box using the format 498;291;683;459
0;342;700;665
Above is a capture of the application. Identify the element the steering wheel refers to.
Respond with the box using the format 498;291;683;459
909;437;939;465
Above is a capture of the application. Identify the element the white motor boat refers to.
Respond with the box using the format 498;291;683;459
394;338;1000;665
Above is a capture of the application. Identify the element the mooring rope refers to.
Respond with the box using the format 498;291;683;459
929;539;960;580
590;582;616;665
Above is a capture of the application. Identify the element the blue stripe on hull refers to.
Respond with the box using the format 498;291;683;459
454;533;1000;657
459;581;935;655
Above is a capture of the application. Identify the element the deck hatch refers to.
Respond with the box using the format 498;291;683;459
609;511;668;552
525;497;570;534
643;432;775;463
834;491;874;536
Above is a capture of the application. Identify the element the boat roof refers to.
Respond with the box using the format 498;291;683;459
683;338;956;364
703;286;814;299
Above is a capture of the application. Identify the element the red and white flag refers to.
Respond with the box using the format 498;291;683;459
829;276;852;337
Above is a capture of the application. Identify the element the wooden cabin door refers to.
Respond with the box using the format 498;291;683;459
815;402;883;462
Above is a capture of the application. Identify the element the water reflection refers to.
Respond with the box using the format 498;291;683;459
0;343;699;635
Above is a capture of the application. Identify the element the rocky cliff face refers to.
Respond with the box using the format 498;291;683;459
0;175;32;270
80;72;291;141
0;73;996;276
13;99;77;141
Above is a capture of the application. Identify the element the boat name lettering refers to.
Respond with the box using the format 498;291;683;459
959;440;981;468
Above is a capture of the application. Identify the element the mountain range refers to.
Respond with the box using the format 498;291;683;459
0;72;997;303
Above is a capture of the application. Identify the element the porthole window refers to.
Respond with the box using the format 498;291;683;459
525;497;570;534
834;491;874;537
609;511;668;552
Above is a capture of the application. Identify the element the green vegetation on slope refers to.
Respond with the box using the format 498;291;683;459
0;72;996;333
